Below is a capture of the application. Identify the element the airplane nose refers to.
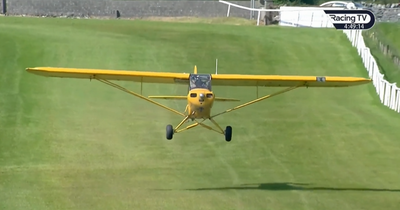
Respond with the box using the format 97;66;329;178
199;93;205;102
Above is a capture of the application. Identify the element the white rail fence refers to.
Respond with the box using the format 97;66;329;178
278;6;336;28
219;0;400;113
344;30;400;113
219;0;340;26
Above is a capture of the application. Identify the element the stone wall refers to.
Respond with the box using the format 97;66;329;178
3;0;261;18
1;0;4;14
367;2;400;22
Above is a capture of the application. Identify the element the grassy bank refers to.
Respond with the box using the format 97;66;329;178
363;22;400;85
1;16;399;210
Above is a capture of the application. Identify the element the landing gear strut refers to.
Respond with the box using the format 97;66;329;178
165;118;233;142
95;78;301;143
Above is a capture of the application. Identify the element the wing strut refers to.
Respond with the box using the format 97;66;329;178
97;79;185;117
210;84;302;119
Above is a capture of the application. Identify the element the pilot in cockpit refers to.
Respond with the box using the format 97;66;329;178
190;75;210;90
190;75;198;89
200;77;210;89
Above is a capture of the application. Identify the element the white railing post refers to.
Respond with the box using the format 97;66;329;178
380;79;386;103
368;58;374;78
227;4;231;17
384;82;391;106
390;83;397;110
296;11;300;26
396;89;400;113
257;10;261;26
310;11;314;27
365;49;370;71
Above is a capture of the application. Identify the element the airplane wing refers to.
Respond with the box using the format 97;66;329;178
210;74;371;87
26;67;371;87
26;67;190;84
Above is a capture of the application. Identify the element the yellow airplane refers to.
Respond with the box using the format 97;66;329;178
26;65;371;142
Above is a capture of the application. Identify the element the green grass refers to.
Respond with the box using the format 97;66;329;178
1;16;400;210
374;22;400;54
363;22;400;85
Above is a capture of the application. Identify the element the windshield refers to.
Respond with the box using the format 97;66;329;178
189;74;212;90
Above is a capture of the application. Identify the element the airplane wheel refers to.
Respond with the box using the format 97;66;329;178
166;124;174;140
224;126;232;142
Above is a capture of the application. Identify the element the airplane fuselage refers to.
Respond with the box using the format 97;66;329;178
184;70;214;120
186;88;215;119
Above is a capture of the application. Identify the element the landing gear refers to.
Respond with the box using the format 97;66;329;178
95;78;301;143
166;124;174;140
165;118;232;142
224;126;232;142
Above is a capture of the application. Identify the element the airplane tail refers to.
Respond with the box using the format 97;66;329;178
148;95;239;102
194;65;197;74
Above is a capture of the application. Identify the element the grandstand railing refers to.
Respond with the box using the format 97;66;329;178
219;0;400;113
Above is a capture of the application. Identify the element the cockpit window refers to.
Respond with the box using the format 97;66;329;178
189;74;212;90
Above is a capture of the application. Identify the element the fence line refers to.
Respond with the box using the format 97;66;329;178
343;30;400;113
219;0;400;113
219;0;270;25
219;0;342;26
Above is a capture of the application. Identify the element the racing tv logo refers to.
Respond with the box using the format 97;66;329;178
324;10;376;30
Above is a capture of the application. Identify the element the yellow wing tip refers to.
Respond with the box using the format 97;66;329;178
26;67;46;72
26;67;41;73
194;65;197;74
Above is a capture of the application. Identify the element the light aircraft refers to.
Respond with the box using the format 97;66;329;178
26;65;371;142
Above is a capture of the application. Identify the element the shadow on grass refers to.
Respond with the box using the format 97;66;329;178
157;182;400;192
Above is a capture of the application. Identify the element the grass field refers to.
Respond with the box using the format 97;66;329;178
1;17;400;210
376;22;400;51
363;22;400;85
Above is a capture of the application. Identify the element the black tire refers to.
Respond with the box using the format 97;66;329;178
225;126;232;142
166;124;174;140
